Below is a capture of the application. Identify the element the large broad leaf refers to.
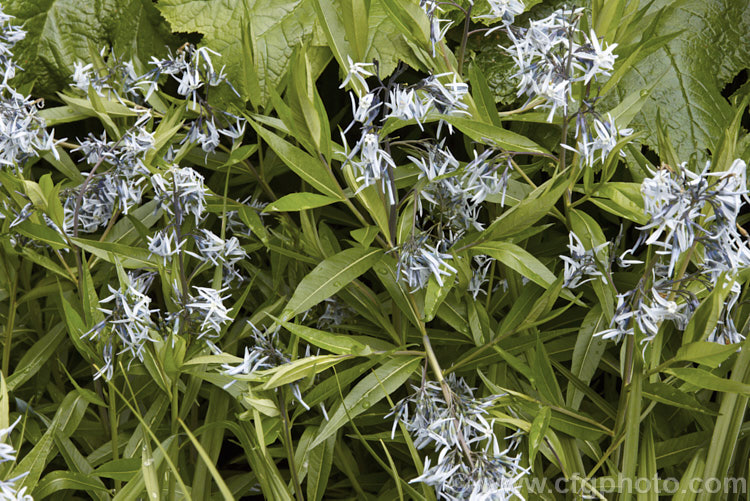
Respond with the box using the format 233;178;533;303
6;0;175;95
111;0;177;60
615;0;750;160
366;0;427;76
157;0;318;105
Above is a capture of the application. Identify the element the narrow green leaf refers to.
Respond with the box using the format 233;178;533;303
6;322;66;391
468;63;502;126
293;359;379;420
273;317;391;355
588;182;649;224
443;116;549;154
311;355;421;448
655;432;711;469
71;238;157;269
312;0;352;74
14;392;89;490
237;204;269;245
41;147;84;182
567;305;608;409
264;193;339;212
19;248;71;281
33;471;109;499
178;418;233;501
262;355;350;390
113;438;180;500
675;449;706;501
104;200;161;245
282;247;383;319
673;342;738;369
192;389;231;499
373;256;423;331
0;375;8;430
637;422;658;501
698;337;750;496
250;120;342;199
529;406;551;463
141;440;160;501
379;0;429;47
472;241;555;289
59;290;98;361
665;368;750;395
682;275;735;344
306;432;336;501
642;381;716;415
350;226;379;249
480;174;568;242
423;272;455;322
15;220;67;249
532;339;564;405
94;458;142;482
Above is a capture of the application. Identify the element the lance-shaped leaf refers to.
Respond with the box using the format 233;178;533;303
250;120;342;199
466;173;567;245
311;355;421;448
273;317;393;355
282;247;383;319
471;241;555;289
443;116;549;154
264;193;339;212
261;355;351;390
665;368;750;396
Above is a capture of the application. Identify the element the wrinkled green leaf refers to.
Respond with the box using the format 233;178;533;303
158;0;317;105
615;0;750;159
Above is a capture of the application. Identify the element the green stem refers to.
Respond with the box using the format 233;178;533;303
169;378;179;501
279;390;304;501
456;4;473;75
697;336;750;501
620;347;642;501
2;274;17;377
3;275;18;378
412;297;475;468
108;380;121;491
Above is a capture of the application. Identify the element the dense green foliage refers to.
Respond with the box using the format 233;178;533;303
0;0;749;500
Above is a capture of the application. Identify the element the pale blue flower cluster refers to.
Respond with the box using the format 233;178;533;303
340;56;509;292
88;271;158;380
0;7;59;172
220;323;311;409
501;7;631;168
389;375;527;500
505;7;616;121
597;160;750;345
